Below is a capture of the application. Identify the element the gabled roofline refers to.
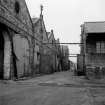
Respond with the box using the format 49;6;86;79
24;0;33;29
41;17;49;42
48;30;55;40
32;18;40;25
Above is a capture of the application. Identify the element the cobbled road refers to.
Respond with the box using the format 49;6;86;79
0;71;105;105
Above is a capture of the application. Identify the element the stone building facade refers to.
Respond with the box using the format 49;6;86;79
60;45;69;71
32;8;51;74
40;25;52;74
48;30;58;73
55;38;62;71
32;16;43;74
77;54;84;75
32;7;59;74
0;0;33;79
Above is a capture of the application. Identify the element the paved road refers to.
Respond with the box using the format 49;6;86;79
0;71;105;105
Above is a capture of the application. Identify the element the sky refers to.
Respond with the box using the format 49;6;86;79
25;0;105;62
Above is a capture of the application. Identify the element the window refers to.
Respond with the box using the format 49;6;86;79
52;40;54;44
15;1;20;14
96;42;105;53
37;52;40;61
40;27;43;33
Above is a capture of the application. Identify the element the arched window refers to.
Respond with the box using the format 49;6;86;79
15;1;20;14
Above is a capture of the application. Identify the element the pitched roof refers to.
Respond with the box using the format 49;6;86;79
47;32;51;38
32;18;39;24
84;21;105;33
56;38;60;43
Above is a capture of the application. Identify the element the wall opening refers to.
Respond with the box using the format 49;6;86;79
0;30;4;79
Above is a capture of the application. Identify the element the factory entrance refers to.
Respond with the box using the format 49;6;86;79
0;29;4;79
0;23;12;79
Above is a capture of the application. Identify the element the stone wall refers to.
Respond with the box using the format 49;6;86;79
3;31;12;79
33;19;43;74
77;54;84;73
0;0;33;35
40;54;54;74
0;0;34;79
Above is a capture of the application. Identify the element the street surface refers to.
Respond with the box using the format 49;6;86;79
0;71;105;105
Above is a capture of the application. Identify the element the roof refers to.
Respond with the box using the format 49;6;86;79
84;21;105;33
32;18;39;24
56;38;60;43
47;32;51;38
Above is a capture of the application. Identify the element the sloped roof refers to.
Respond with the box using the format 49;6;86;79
47;32;51;38
32;18;39;24
56;38;60;43
84;21;105;33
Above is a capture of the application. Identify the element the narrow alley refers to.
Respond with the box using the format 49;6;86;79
0;0;105;105
0;71;105;105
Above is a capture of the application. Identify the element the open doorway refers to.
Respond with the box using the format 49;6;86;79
0;30;4;79
0;23;17;80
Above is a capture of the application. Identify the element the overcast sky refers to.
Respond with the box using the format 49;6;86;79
25;0;105;62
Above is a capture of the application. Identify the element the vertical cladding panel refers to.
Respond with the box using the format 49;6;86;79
40;54;52;74
52;54;56;71
34;46;37;66
86;54;105;66
13;34;30;77
77;55;84;71
33;20;43;74
22;38;30;75
34;44;40;65
13;35;24;77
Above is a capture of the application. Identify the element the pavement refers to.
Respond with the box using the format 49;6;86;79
0;71;105;105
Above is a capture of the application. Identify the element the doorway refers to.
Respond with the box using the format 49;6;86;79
0;31;4;79
0;23;12;79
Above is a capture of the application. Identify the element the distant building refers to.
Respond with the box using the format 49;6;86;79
80;21;105;78
48;30;58;73
77;54;84;75
33;6;60;74
32;5;50;74
60;45;69;70
32;16;43;74
55;38;62;71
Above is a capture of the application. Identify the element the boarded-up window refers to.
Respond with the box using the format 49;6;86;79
96;42;105;53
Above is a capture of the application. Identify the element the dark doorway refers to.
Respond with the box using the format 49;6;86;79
0;31;4;79
0;23;18;80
